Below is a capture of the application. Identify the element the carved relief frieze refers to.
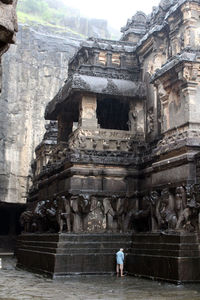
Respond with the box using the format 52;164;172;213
155;126;200;155
20;195;139;233
134;184;200;233
68;128;137;152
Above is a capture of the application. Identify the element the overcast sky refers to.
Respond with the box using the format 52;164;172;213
63;0;160;29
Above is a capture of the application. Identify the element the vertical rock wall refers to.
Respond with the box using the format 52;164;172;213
0;24;80;203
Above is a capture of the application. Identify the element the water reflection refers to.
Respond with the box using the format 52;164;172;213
0;258;200;300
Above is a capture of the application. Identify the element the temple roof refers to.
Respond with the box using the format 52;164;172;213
45;73;146;120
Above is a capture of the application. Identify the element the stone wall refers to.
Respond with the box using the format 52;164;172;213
0;24;80;203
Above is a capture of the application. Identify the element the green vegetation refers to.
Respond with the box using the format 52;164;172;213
17;0;86;37
16;0;116;39
17;0;76;26
17;10;86;37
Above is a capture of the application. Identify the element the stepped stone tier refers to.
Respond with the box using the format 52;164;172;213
17;0;200;281
17;233;132;277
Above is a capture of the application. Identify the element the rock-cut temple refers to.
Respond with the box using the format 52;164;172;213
17;0;200;282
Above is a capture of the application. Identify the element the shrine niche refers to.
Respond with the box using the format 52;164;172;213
17;0;200;283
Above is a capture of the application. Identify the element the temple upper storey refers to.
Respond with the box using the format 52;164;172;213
45;0;200;147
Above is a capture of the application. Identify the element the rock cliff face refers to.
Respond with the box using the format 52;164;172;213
0;24;80;203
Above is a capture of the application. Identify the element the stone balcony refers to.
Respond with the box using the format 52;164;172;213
68;127;142;152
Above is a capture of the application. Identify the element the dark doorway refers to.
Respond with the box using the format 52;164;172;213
97;98;129;130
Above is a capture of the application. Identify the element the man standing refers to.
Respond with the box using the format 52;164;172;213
116;248;124;277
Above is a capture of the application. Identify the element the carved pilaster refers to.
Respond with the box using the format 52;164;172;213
79;94;98;129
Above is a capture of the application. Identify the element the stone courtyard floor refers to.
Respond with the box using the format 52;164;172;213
0;258;200;300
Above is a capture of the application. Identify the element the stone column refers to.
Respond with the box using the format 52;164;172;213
120;54;126;68
93;50;100;64
79;94;98;129
106;52;112;67
57;112;73;142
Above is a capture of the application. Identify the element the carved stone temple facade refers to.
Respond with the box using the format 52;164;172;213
17;0;200;282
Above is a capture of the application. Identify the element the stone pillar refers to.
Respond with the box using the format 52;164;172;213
120;54;126;68
106;52;112;66
79;94;98;129
57;112;73;142
93;50;100;64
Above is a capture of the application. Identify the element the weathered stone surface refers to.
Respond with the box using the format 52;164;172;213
0;0;17;52
17;233;132;277
0;24;80;203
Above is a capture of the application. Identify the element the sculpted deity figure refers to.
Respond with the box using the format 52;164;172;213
147;108;154;134
128;103;137;132
149;191;161;231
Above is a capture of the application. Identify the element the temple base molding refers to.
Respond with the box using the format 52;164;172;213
16;233;132;278
126;232;200;283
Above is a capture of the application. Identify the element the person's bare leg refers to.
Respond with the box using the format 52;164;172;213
116;264;119;275
120;264;124;276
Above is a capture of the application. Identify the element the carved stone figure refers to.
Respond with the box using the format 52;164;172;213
128;104;137;132
112;197;126;232
147;108;154;134
176;185;200;232
149;191;160;231
175;186;186;220
32;200;47;232
19;210;33;233
56;196;71;233
86;196;104;232
158;188;177;230
70;195;91;232
79;195;92;231
176;205;199;232
70;195;82;232
45;199;58;232
103;197;115;231
123;198;138;232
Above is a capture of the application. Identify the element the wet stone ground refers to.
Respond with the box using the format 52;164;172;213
1;258;200;300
